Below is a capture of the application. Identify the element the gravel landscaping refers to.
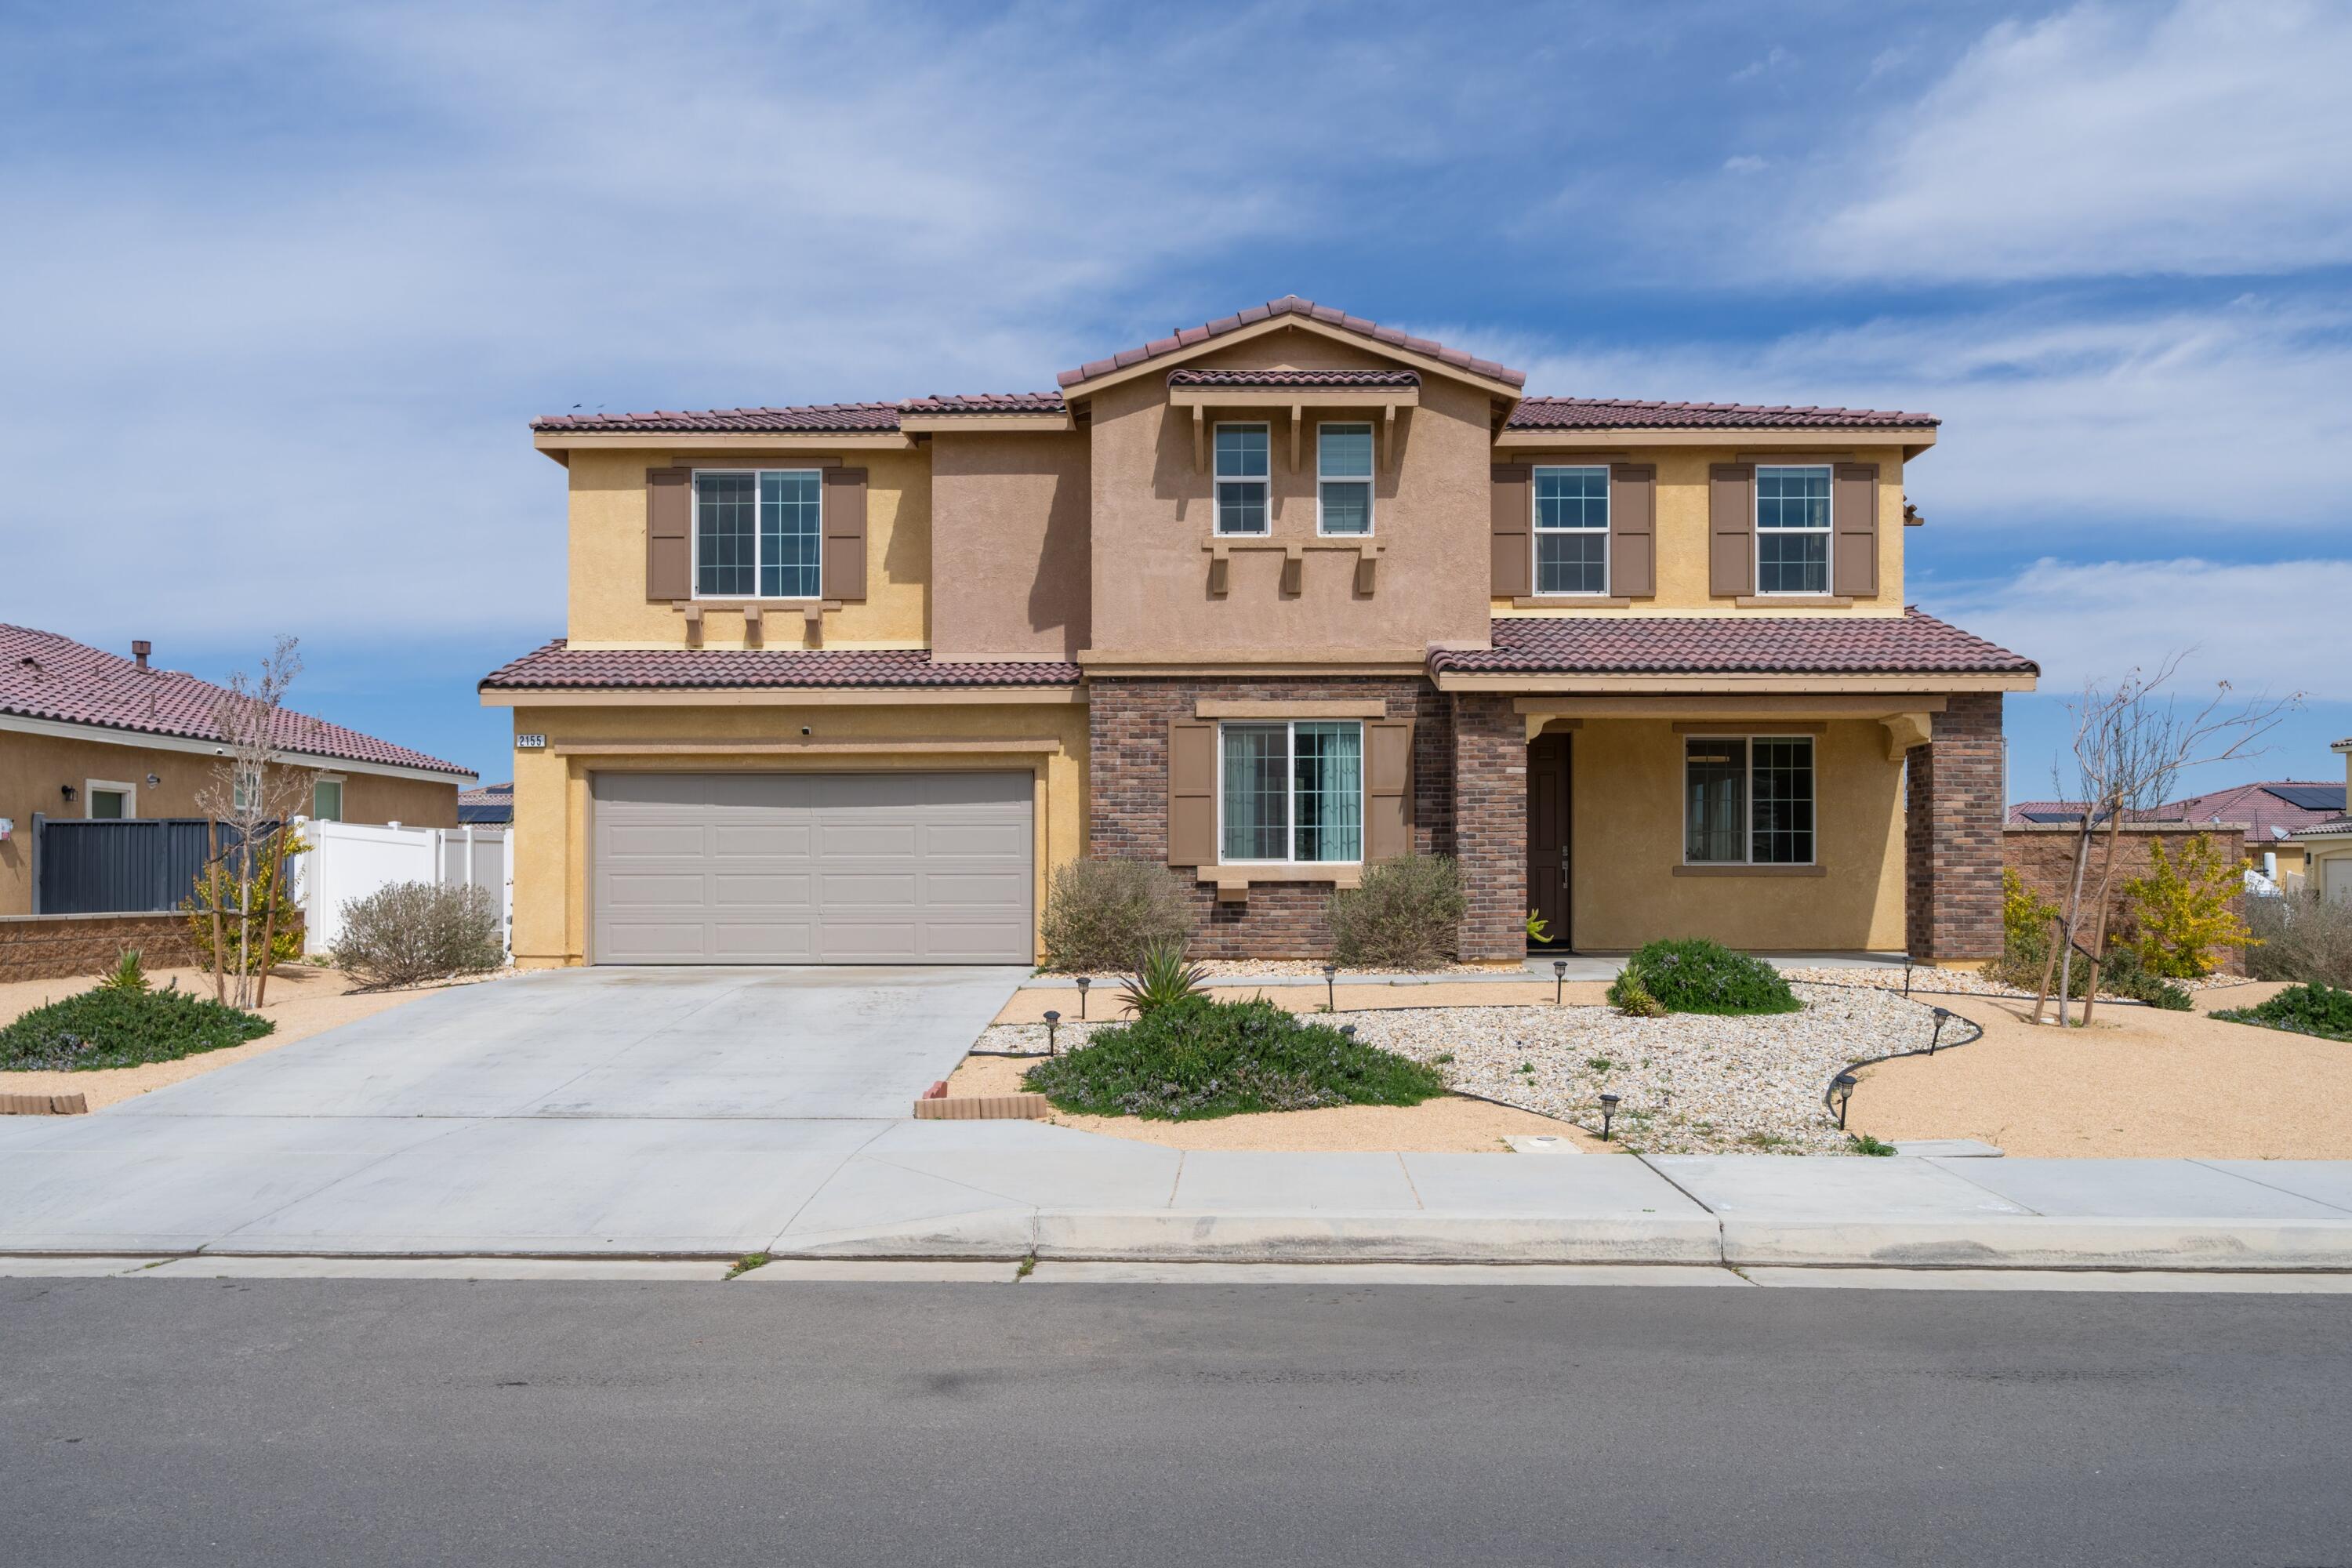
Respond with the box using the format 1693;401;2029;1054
1780;965;2255;1000
977;982;1955;1154
1035;959;1512;979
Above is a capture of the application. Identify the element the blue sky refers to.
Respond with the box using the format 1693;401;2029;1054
4;0;2347;797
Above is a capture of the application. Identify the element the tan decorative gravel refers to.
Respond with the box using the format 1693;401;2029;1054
1779;964;2259;1001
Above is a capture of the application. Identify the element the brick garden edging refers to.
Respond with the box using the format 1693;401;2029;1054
0;912;200;983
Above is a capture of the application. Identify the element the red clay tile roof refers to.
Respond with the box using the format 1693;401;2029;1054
1431;610;2034;677
479;641;1083;691
1167;368;1421;388
532;402;906;434
896;392;1069;415
2155;782;2347;847
1508;397;1938;431
1;624;472;777
1061;297;1525;390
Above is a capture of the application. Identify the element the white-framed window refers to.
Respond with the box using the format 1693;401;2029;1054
1755;465;1832;595
312;775;345;822
85;779;134;820
231;767;258;815
1316;423;1373;535
1218;720;1363;864
1534;466;1610;595
1213;423;1270;535
1684;735;1815;866
694;468;822;598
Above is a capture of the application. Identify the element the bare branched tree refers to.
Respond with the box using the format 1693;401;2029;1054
194;637;319;1008
2032;654;2299;1026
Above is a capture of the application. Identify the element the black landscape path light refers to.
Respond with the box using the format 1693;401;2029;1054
1928;1007;1953;1055
1831;1072;1858;1130
1323;962;1338;1012
1043;1009;1061;1056
1340;1025;1356;1041
1599;1091;1621;1142
1075;975;1091;1019
1552;959;1567;1005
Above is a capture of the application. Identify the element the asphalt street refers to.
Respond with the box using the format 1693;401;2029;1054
5;1276;2348;1566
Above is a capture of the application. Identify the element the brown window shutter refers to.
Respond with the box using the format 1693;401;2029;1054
1364;719;1415;862
821;467;869;601
1833;462;1880;597
645;467;691;602
1167;720;1218;866
1490;464;1532;597
1708;463;1755;597
1608;463;1656;598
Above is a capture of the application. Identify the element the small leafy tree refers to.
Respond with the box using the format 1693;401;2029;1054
193;637;321;1009
184;829;307;972
2125;833;2255;978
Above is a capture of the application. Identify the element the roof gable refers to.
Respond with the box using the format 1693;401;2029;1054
1056;296;1526;399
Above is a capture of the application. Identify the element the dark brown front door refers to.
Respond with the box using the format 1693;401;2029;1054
1526;731;1571;949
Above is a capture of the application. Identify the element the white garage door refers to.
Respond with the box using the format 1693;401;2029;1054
2326;856;2352;906
592;772;1033;964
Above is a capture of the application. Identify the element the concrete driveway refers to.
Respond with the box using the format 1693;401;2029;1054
0;967;1029;1255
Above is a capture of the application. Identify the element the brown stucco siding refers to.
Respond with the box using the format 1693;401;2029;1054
1451;693;1526;961
1087;676;1453;958
0;729;458;916
2003;821;2249;976
1904;692;2005;962
1083;327;1496;658
928;429;1092;662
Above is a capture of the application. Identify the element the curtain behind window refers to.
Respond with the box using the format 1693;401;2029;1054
1293;722;1362;862
1221;724;1288;860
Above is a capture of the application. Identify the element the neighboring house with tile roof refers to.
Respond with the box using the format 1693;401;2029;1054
2009;775;2350;887
495;296;2033;967
458;782;514;826
2;624;474;917
2291;739;2352;905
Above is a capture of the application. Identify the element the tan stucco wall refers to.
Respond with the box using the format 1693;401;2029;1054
1563;718;1906;952
928;429;1091;662
1491;444;1909;618
503;699;1090;967
1084;327;1497;655
0;729;458;916
564;448;931;651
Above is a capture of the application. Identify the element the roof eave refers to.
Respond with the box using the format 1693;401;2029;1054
1056;313;1526;407
530;430;915;452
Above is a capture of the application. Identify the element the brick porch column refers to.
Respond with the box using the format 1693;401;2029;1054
1453;692;1526;961
1905;691;2005;962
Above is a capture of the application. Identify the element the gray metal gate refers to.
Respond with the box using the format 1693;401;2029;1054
33;816;278;916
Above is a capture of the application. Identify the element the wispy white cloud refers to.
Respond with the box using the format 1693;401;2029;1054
1799;0;2352;281
1932;557;2350;700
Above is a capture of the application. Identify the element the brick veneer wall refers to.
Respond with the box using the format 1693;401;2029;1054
2004;822;2249;975
0;912;200;983
1087;676;1454;958
1904;692;2005;962
1451;693;1526;961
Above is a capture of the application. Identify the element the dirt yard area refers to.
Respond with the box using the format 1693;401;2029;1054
1853;981;2352;1159
0;964;508;1111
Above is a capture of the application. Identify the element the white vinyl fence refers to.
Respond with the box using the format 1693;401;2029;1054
292;818;511;957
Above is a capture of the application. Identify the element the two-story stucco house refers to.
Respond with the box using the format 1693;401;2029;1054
484;297;2036;969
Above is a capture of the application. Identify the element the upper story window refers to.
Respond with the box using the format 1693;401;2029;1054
1316;423;1373;535
1534;466;1609;595
1755;466;1831;595
695;470;822;598
1214;423;1269;535
1219;720;1363;864
1685;735;1815;866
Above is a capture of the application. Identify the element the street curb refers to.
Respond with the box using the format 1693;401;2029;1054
1717;1217;2352;1271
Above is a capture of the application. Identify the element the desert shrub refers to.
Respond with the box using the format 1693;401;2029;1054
183;830;305;971
2245;891;2352;988
1039;858;1198;973
1118;939;1211;1017
1610;973;1667;1018
333;881;504;989
1327;853;1465;971
1607;938;1800;1016
2213;982;2352;1043
2125;833;2255;978
1983;869;2061;989
95;949;150;993
1023;996;1446;1120
0;985;270;1072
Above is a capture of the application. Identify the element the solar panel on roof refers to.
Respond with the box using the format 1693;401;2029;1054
2266;784;2347;812
2020;810;2083;824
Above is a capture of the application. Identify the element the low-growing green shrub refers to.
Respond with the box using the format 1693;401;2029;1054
1022;996;1446;1120
1039;858;1199;973
2213;982;2352;1043
0;985;271;1072
1607;938;1800;1016
333;882;505;989
2245;891;2352;988
1327;853;1465;971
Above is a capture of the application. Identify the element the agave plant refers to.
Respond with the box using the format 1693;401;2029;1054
96;948;150;994
1118;938;1211;1017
